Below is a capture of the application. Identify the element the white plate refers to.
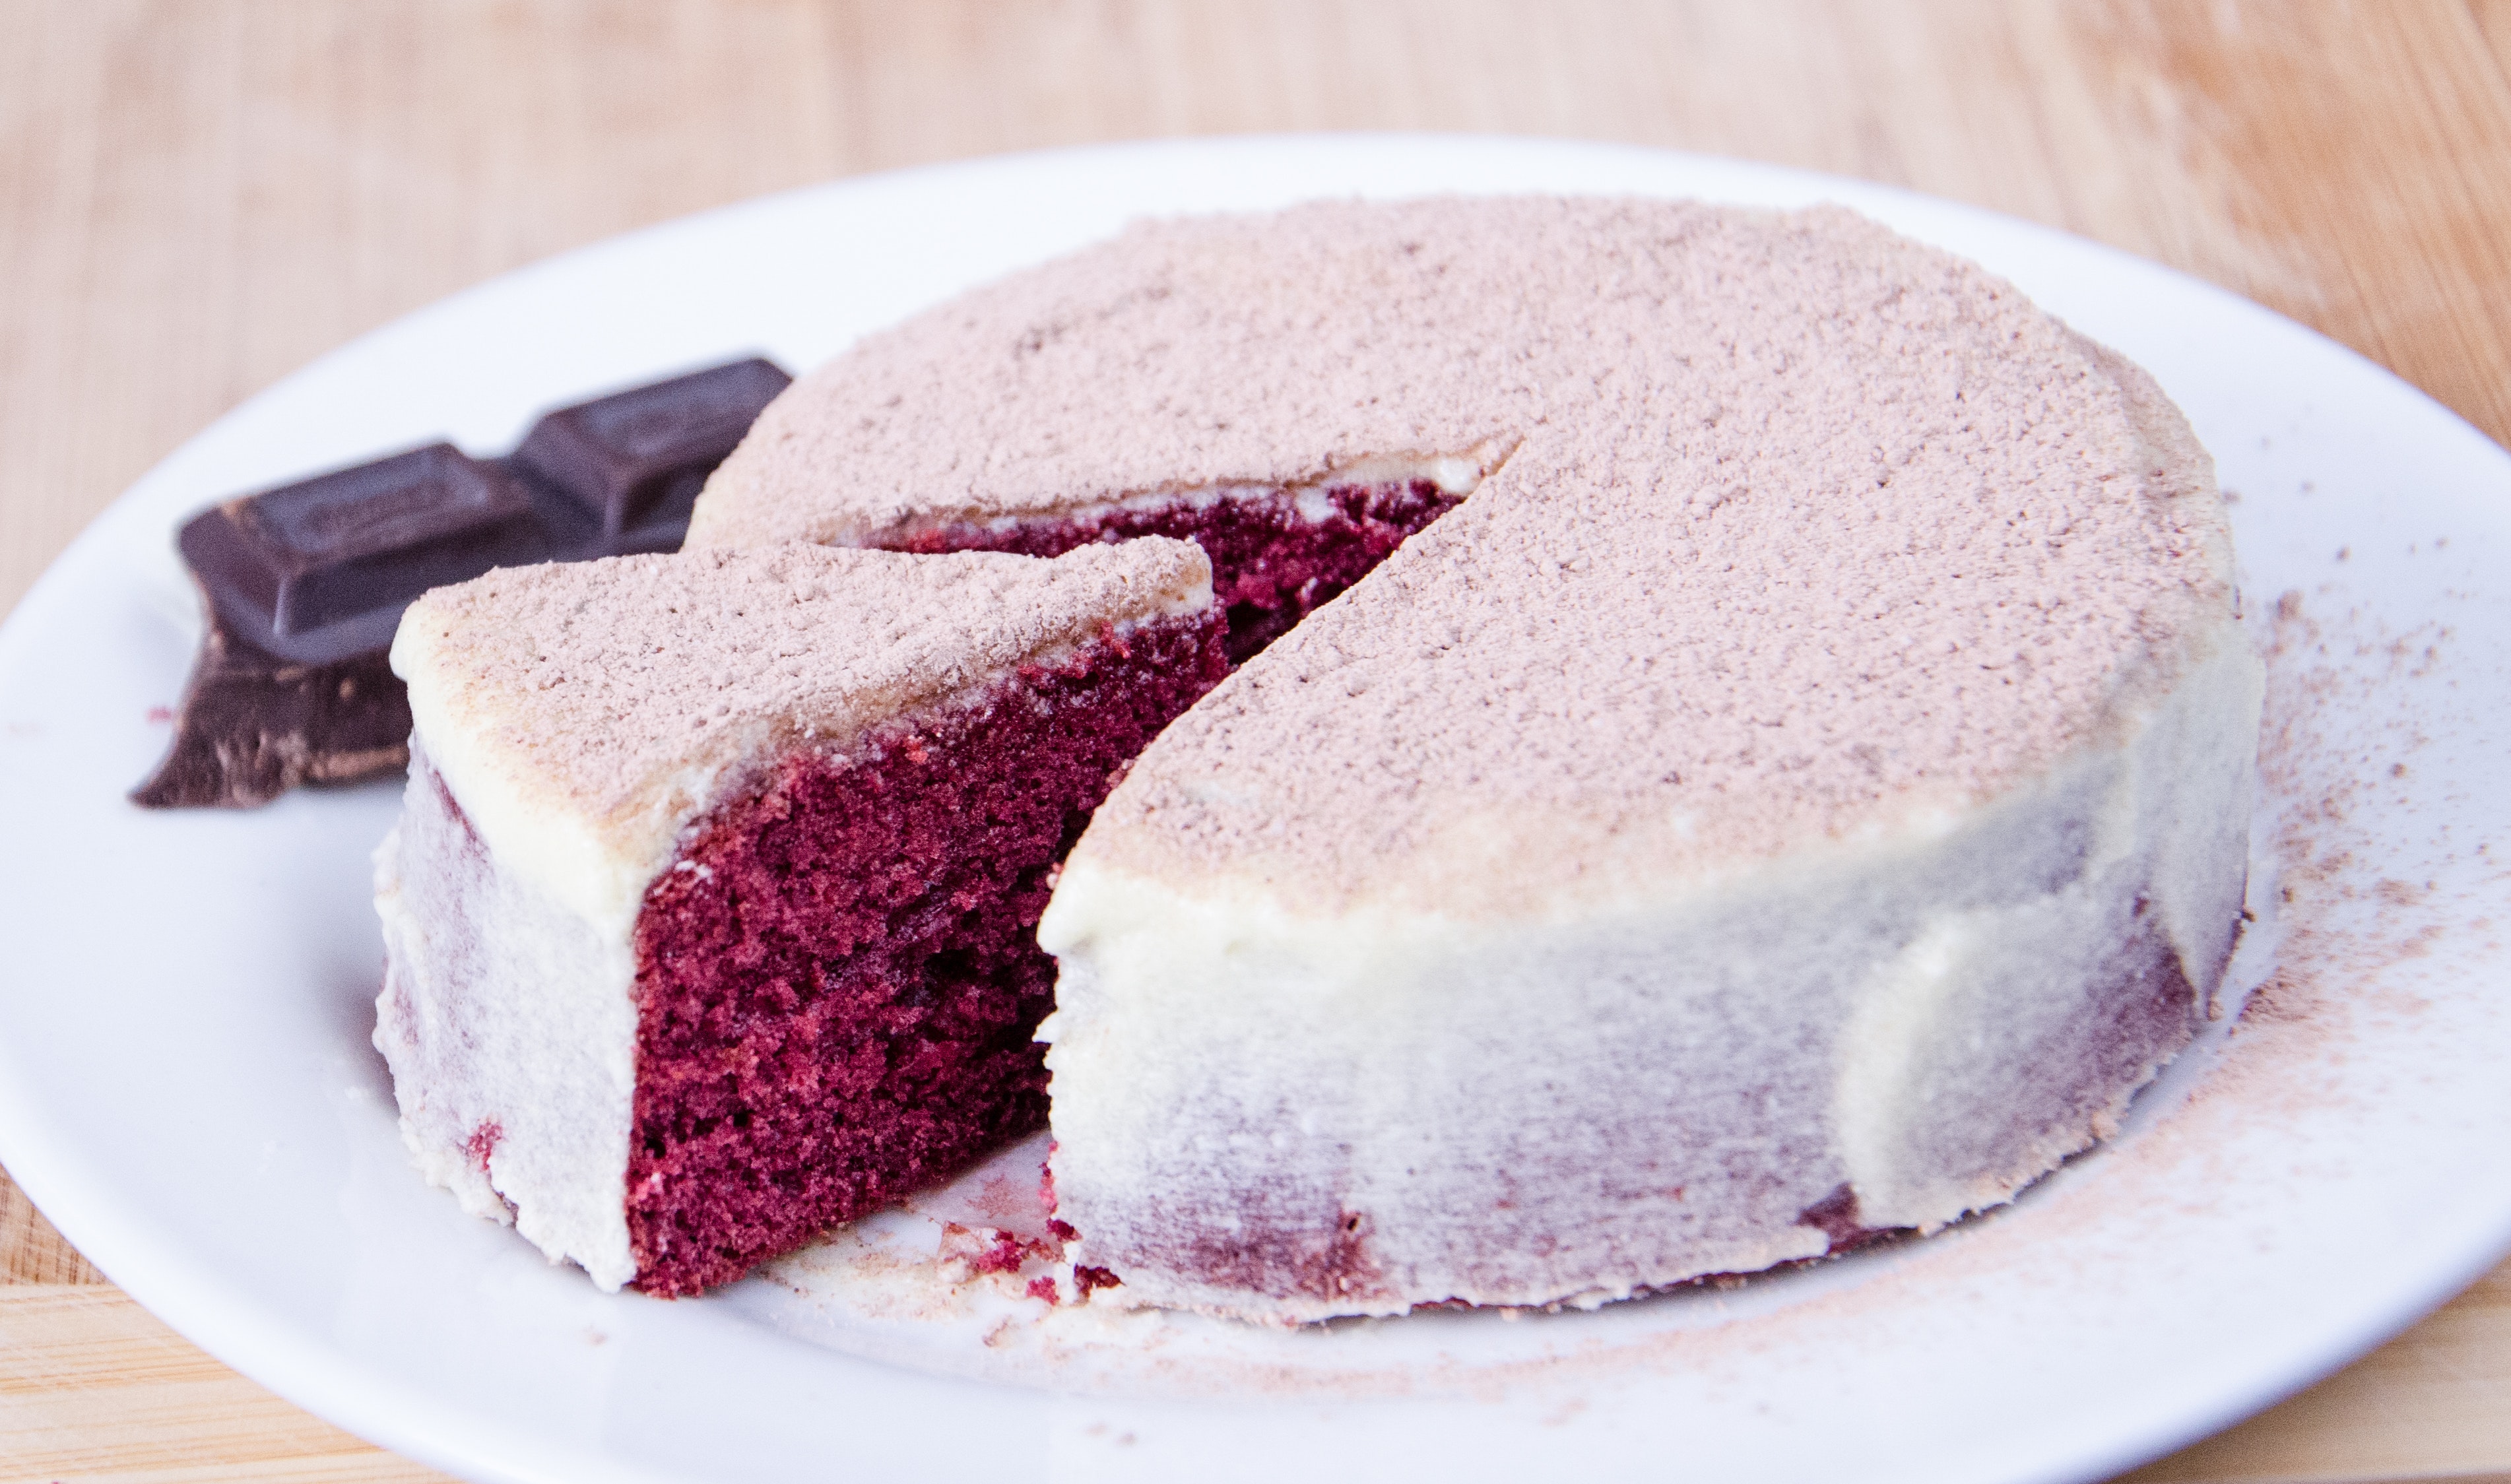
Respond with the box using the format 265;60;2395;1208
3;135;2508;1484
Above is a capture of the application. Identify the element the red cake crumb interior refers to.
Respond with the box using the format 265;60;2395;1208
900;478;1462;661
624;614;1229;1295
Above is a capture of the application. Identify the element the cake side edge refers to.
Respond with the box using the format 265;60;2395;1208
1035;610;2264;1324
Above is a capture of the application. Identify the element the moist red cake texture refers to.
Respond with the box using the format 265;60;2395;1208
624;618;1228;1295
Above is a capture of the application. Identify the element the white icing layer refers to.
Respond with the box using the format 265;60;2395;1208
374;745;641;1287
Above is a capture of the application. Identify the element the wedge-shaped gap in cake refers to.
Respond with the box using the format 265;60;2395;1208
838;439;1513;664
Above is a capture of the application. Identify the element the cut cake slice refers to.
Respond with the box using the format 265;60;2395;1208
372;540;1226;1294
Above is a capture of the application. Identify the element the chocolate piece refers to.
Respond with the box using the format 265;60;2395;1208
129;608;410;809
133;356;791;808
178;443;552;665
510;359;793;556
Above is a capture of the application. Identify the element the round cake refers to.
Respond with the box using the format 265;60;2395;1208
690;197;2266;1324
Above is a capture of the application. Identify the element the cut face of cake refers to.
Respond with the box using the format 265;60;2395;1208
688;197;2267;1323
372;541;1227;1294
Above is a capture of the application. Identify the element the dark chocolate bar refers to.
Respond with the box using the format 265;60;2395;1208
133;356;792;808
179;443;554;665
510;358;795;556
127;612;410;810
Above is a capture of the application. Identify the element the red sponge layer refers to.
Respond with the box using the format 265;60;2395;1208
624;613;1229;1295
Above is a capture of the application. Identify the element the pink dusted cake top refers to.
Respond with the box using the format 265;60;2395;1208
391;541;1212;844
690;197;2236;913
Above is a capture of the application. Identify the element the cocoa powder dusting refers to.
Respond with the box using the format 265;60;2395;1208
699;198;2237;915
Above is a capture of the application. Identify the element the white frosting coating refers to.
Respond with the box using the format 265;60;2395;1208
1828;633;2260;1227
374;746;642;1287
1037;619;2263;1322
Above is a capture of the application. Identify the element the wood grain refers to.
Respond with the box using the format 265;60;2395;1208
2124;1267;2511;1484
1;1169;102;1288
5;3;2509;1480
0;1283;448;1483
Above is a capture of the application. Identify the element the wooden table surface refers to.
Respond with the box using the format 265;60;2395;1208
5;3;2510;1480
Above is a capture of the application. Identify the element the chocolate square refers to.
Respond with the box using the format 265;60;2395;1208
510;358;791;555
127;610;412;810
177;443;552;664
